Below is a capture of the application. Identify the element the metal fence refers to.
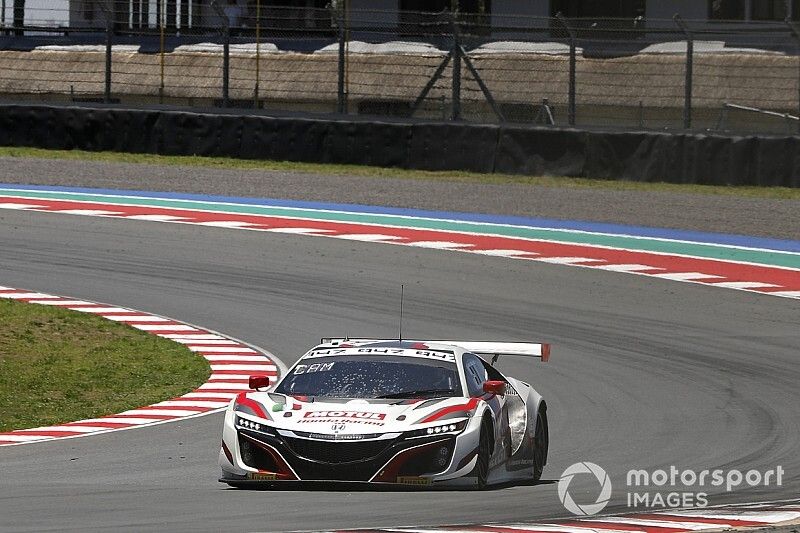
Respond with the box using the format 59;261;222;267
2;3;800;135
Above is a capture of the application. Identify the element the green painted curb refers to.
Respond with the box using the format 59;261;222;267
4;188;799;270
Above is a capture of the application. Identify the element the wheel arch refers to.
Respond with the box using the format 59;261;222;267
480;407;495;456
535;400;549;467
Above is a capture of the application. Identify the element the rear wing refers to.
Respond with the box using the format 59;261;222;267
319;338;550;363
447;341;550;363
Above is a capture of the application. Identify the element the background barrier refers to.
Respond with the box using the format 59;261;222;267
1;103;797;187
1;6;800;135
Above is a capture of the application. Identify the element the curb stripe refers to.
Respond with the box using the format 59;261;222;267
320;501;800;533
627;515;763;526
2;185;798;254
0;287;283;447
3;183;795;252
0;194;797;300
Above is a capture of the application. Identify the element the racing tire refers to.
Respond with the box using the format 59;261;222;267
473;421;491;490
532;409;549;482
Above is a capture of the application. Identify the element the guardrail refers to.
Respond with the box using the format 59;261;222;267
717;103;800;134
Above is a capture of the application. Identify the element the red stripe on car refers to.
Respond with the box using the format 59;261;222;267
419;398;480;423
234;393;270;419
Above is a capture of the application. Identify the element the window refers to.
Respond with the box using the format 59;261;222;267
751;0;789;20
550;0;646;39
400;0;491;14
709;0;746;20
462;353;488;398
709;0;796;21
276;356;462;399
551;0;645;18
83;0;95;22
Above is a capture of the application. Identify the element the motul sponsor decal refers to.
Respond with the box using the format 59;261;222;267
304;411;386;420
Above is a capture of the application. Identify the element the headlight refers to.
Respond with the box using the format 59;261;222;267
236;415;276;435
404;419;468;439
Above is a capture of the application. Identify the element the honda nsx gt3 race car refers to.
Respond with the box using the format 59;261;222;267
219;338;550;488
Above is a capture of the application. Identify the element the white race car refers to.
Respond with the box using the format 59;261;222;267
219;338;550;488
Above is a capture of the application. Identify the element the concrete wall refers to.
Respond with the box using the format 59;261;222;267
351;0;397;10
646;0;706;20
491;1;715;23
350;0;399;27
493;0;548;18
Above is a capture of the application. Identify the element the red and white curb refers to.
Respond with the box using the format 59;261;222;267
0;196;798;300
0;286;284;447
324;500;800;533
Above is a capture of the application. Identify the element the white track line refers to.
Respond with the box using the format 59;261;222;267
766;290;800;298
535;257;607;265
0;202;44;209
56;209;122;216
407;241;473;249
125;214;188;221
333;234;403;242
186;346;258;353
594;263;665;272
707;281;779;289
651;272;724;281
472;249;539;257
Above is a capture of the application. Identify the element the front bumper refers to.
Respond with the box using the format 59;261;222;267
219;411;479;486
238;428;454;482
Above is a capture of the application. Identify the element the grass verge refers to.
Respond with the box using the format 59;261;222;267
1;147;798;200
0;298;211;432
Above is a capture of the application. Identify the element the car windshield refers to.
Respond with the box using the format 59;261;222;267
275;356;462;399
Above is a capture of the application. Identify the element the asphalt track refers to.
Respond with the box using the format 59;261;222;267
0;204;799;532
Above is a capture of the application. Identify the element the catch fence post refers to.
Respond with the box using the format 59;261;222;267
555;13;576;126
210;1;230;107
159;0;166;104
98;1;113;103
254;0;262;108
787;18;800;135
450;11;462;121
674;14;693;130
337;9;347;114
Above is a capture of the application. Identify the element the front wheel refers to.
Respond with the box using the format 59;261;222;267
532;409;549;482
473;422;491;489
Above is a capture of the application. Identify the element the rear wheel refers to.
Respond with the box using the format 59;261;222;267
532;409;549;482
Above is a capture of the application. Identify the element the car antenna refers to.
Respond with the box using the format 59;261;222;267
399;284;404;342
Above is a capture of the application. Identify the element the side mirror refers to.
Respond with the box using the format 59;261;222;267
483;380;506;396
249;375;270;390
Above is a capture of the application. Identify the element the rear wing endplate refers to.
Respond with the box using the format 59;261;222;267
319;338;550;363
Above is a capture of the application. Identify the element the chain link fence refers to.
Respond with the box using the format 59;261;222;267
1;4;799;135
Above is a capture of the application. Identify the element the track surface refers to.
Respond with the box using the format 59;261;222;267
0;157;798;239
1;203;798;532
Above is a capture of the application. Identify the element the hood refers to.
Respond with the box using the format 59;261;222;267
234;393;479;435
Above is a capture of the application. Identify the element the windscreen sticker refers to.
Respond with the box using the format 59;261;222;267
305;347;456;363
293;362;335;374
